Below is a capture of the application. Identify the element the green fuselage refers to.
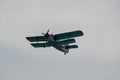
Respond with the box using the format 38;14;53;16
47;34;68;53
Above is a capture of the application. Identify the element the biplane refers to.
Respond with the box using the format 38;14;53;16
26;30;83;55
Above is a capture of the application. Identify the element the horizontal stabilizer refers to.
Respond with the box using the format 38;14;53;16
56;39;75;45
66;45;78;49
31;43;50;48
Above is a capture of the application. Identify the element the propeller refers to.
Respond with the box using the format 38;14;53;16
42;33;45;35
41;29;50;38
47;29;49;34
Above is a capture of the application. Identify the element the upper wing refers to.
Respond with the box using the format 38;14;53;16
55;30;83;40
26;36;47;42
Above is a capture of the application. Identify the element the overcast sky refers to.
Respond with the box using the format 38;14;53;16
0;0;120;80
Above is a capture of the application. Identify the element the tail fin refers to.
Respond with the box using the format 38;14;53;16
66;45;78;49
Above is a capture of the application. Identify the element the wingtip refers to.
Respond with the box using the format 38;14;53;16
26;37;31;42
26;37;29;40
81;31;84;36
78;30;84;36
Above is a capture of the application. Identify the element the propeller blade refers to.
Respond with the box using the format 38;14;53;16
42;29;50;37
42;33;45;35
47;29;49;34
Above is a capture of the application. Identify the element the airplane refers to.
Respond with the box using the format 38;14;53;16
26;30;83;55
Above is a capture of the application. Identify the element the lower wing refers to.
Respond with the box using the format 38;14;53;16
56;39;75;45
31;43;50;48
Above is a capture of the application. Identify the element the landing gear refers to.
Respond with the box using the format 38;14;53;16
64;52;66;55
43;45;45;48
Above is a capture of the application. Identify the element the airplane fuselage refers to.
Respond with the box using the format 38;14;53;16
47;34;68;54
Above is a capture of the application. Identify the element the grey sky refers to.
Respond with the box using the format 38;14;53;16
0;0;120;80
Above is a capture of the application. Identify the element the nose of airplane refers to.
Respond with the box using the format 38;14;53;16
42;29;50;38
45;33;50;38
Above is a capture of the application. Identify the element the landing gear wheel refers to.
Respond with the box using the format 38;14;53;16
64;53;66;55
